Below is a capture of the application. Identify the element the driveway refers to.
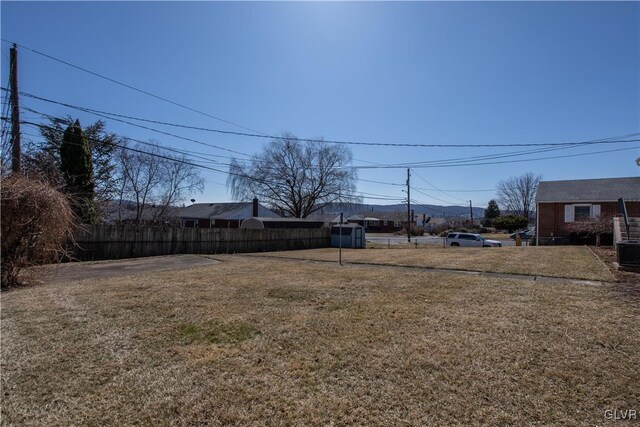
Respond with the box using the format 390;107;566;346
31;255;220;284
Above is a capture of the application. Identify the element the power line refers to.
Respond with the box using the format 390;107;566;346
411;169;468;203
344;146;639;169
18;106;241;163
409;199;451;216
412;187;460;206
352;133;640;169
13;96;251;158
358;178;404;187
1;39;267;136
16;89;640;171
9;88;640;149
358;177;495;192
21;121;230;173
16;89;380;166
18;107;248;162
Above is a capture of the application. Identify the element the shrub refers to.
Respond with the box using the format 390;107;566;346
397;225;425;236
1;176;75;289
493;215;528;233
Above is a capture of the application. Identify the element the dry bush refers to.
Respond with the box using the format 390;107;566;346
1;175;75;289
566;214;614;246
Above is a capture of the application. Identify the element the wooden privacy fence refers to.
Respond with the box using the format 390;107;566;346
72;225;331;261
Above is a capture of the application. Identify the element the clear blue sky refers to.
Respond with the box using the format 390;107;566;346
2;1;639;209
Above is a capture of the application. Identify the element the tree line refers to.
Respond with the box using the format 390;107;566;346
21;117;205;225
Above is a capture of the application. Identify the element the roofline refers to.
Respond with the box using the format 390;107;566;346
537;199;640;203
538;176;639;184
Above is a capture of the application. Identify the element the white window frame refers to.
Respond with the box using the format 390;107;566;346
564;204;601;223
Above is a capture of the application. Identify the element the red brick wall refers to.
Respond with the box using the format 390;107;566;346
538;201;640;238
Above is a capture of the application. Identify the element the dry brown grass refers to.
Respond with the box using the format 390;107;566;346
1;256;638;426
259;246;614;281
591;246;640;284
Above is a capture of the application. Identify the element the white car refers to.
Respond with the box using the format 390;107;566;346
446;232;502;247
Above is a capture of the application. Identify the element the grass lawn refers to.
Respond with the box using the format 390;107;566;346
1;256;637;426
258;246;615;282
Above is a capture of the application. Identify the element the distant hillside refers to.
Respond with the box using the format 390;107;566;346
319;203;484;218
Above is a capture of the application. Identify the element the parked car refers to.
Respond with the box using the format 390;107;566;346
510;227;535;240
446;232;502;247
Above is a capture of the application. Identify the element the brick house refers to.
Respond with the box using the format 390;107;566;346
536;177;640;245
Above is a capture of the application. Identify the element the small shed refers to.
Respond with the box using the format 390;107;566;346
330;223;365;248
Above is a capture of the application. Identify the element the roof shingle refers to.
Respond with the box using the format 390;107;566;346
536;177;640;203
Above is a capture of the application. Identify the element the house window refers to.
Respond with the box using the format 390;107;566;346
394;221;401;228
574;206;591;221
564;204;600;223
383;220;388;226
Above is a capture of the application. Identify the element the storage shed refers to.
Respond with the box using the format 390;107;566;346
330;223;365;248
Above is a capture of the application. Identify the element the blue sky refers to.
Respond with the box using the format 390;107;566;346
2;1;639;209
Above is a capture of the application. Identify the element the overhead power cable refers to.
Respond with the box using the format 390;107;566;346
9;88;640;149
344;146;639;169
412;187;461;206
13;97;251;158
411;169;468;203
1;39;267;136
358;177;495;192
19;106;240;163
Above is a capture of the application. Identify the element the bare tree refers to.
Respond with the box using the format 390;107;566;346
116;142;204;224
496;172;541;221
227;134;357;218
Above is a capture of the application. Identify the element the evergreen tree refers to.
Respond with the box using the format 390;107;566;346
484;199;501;221
60;120;96;223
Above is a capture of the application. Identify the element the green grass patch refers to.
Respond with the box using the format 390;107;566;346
266;287;312;301
177;320;260;345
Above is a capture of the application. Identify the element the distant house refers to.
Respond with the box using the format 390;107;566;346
240;217;325;229
346;212;416;233
346;214;365;226
176;198;279;228
103;201;180;226
536;177;640;244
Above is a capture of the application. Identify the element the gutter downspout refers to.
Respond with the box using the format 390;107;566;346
536;202;539;246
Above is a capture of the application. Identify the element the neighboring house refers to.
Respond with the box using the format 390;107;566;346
346;214;365;226
102;201;180;226
536;177;640;244
176;198;279;228
240;217;325;229
350;212;416;233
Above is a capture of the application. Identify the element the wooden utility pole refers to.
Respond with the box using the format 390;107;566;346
469;200;473;226
339;212;343;266
10;44;21;174
407;168;411;243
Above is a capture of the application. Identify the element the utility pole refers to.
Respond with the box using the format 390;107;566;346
339;212;343;266
469;200;473;226
407;168;411;243
10;44;21;174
